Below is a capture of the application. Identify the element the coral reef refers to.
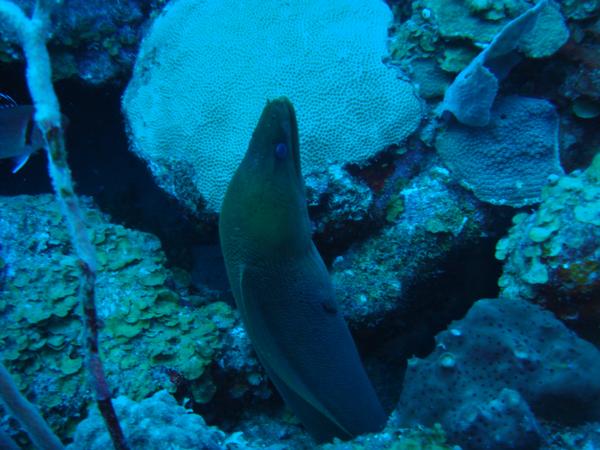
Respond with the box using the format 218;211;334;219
332;162;490;328
388;0;553;95
1;0;135;445
0;0;161;84
451;388;542;450
436;95;563;207
122;0;422;212
305;165;375;250
405;57;454;100
70;389;458;450
0;362;64;450
396;297;600;450
67;390;228;450
422;0;527;41
560;0;600;20
544;422;600;450
1;0;599;447
439;0;568;126
496;154;600;343
0;194;239;440
213;323;270;403
388;0;600;171
321;423;455;450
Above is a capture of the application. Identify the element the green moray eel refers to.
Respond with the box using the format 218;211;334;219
219;97;386;442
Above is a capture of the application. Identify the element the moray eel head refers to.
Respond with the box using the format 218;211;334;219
221;97;311;255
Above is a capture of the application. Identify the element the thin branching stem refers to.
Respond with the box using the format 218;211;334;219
0;1;128;448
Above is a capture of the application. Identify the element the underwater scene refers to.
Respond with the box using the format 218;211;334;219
0;0;599;449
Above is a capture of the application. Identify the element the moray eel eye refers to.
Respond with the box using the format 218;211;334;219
275;142;288;160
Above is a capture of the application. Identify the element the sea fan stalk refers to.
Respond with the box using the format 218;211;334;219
0;363;63;449
0;1;128;449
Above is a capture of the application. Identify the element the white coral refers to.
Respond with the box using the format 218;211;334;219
123;0;422;212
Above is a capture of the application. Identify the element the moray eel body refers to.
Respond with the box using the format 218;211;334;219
219;97;386;442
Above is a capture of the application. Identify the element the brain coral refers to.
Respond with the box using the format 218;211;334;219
122;0;423;212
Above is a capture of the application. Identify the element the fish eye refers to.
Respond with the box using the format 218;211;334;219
275;142;288;160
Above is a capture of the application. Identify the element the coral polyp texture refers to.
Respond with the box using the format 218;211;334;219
435;95;563;207
496;154;600;343
122;0;423;212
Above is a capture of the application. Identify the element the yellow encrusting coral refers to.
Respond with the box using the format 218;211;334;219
0;194;235;440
